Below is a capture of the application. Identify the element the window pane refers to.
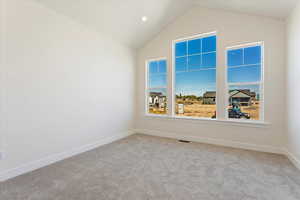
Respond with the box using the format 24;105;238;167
174;35;217;119
188;55;201;70
228;65;261;83
176;69;216;86
175;41;187;57
148;88;167;115
244;46;261;65
158;60;167;73
227;49;243;66
202;36;216;53
175;57;187;72
175;69;216;118
147;59;168;115
149;74;167;88
188;39;201;55
228;84;260;120
149;61;158;74
202;52;216;68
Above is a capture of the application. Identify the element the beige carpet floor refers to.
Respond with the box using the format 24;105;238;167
1;134;300;200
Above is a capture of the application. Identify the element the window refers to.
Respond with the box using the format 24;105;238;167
146;58;168;115
173;33;217;118
144;32;265;124
226;42;263;121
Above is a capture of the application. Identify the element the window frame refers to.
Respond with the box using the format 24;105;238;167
225;41;265;122
171;31;217;119
145;57;169;117
143;34;268;127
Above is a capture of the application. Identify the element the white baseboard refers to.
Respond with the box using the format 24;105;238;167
0;130;134;182
133;128;284;154
134;129;300;171
284;149;300;171
1;129;299;182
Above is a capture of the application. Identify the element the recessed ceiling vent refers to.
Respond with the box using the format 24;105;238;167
178;140;191;143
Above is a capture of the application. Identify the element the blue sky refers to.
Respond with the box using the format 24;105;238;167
227;46;261;84
149;37;261;97
149;60;167;89
175;70;216;96
175;36;217;96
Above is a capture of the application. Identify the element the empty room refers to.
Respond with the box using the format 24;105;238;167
1;0;300;199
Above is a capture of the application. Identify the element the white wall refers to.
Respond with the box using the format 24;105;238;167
0;0;135;174
0;0;5;153
286;2;300;162
135;7;286;151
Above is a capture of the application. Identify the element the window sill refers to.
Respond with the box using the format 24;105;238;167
144;114;270;128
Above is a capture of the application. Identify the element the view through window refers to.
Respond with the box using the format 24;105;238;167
147;59;167;115
145;33;264;122
174;34;217;118
226;43;263;120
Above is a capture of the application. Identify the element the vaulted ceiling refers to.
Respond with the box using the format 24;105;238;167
194;0;298;20
34;0;298;49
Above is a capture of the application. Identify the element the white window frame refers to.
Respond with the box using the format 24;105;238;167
145;57;168;117
171;31;217;120
225;41;265;122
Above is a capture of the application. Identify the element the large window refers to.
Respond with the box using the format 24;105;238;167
173;33;217;118
144;32;265;123
226;42;263;121
146;58;168;115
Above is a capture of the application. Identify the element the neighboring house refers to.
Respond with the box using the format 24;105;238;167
149;92;166;108
203;90;256;106
203;91;216;104
229;90;253;106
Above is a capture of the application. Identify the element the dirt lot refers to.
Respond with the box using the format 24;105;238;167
239;103;260;120
149;100;260;120
176;102;216;118
175;100;260;120
149;108;167;115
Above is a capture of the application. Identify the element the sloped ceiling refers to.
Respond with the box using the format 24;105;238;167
34;0;298;49
193;0;298;20
34;0;193;48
